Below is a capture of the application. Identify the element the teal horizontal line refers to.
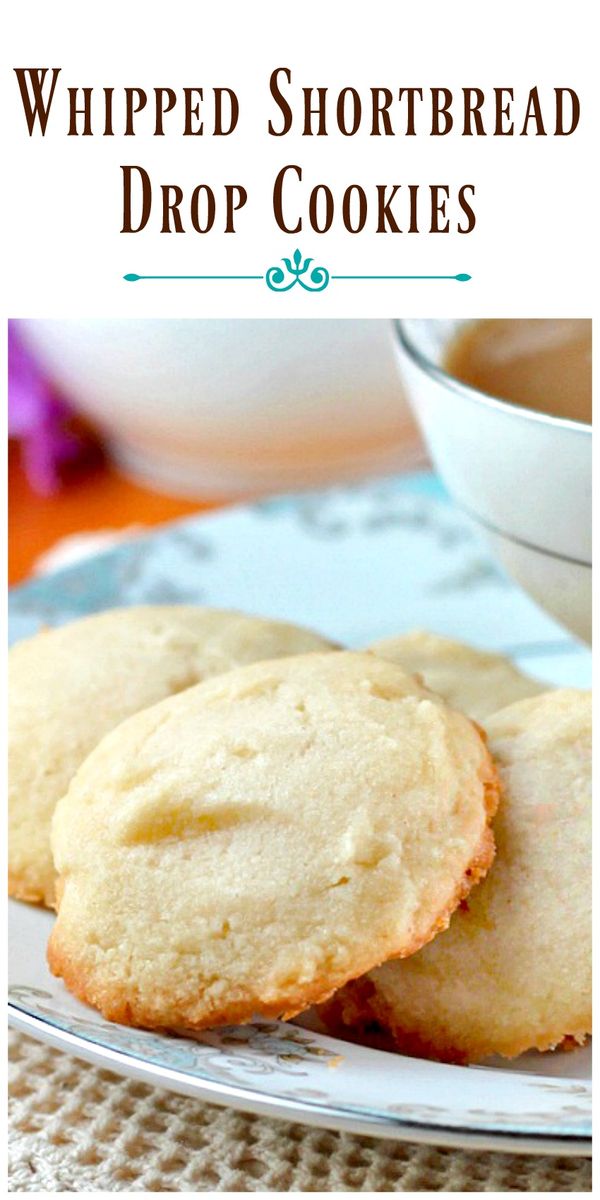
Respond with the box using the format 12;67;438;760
331;273;471;281
124;273;264;282
124;271;470;283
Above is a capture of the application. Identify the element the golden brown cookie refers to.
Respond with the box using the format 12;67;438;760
367;630;545;719
48;652;498;1030
9;605;336;907
322;689;591;1063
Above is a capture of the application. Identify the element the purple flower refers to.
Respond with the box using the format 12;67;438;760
8;323;95;495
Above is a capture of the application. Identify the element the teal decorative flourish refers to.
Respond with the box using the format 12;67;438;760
124;263;471;285
266;249;330;292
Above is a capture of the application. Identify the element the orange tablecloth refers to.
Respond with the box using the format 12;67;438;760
8;442;219;586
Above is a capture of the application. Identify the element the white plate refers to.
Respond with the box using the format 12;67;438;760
8;472;592;1156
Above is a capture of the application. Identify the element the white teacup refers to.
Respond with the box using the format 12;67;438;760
395;319;592;643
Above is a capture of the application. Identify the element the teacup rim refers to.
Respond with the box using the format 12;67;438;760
394;319;592;437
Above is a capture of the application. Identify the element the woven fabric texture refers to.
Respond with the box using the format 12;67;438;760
9;1031;591;1193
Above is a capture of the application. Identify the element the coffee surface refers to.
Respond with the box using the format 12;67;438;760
445;319;591;424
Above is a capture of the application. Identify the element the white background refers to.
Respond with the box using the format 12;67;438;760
2;0;597;318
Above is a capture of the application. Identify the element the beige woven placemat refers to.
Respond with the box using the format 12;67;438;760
8;1030;591;1192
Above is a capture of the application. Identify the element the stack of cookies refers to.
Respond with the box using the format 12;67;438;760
9;607;591;1064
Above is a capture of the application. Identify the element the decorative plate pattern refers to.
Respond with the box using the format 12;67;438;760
8;471;591;1154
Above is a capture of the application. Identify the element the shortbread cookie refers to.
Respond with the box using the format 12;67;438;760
368;630;545;719
48;652;499;1030
323;689;591;1063
9;605;336;908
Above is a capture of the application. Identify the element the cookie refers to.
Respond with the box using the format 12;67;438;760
9;605;336;908
48;651;499;1030
368;630;545;719
322;689;591;1063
